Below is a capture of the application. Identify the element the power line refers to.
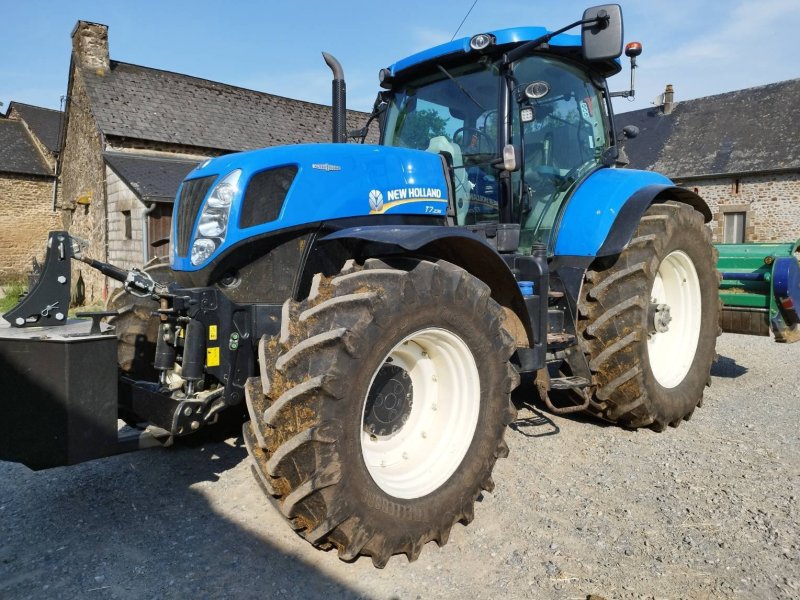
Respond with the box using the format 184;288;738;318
450;0;479;41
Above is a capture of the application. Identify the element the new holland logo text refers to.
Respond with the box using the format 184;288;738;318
387;187;442;201
369;187;446;214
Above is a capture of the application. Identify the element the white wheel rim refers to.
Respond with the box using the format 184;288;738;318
360;328;480;499
647;250;702;388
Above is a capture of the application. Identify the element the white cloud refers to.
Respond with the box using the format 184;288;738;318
616;0;800;112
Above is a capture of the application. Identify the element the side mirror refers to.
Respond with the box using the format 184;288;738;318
493;144;520;172
582;4;623;61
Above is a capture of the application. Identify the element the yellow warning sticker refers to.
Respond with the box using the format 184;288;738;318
207;347;220;367
209;325;218;341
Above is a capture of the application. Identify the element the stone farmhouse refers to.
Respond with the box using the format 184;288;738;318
619;79;800;244
6;21;797;300
0;103;63;282
60;21;375;301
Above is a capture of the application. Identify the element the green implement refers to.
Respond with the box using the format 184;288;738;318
716;239;800;342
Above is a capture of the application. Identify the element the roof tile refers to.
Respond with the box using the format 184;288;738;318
619;78;800;178
82;61;377;151
0;120;53;176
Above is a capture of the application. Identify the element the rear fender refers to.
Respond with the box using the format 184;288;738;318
554;168;712;258
321;226;533;345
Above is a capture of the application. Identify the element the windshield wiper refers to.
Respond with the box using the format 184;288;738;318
436;64;485;111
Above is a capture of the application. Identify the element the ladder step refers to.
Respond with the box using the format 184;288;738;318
550;375;591;390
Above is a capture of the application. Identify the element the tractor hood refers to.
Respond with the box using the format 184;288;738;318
171;144;449;272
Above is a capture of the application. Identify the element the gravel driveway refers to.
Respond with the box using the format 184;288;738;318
1;332;798;599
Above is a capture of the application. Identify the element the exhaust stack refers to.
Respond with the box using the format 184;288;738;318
322;52;347;143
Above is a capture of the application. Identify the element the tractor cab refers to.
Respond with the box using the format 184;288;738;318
379;7;623;253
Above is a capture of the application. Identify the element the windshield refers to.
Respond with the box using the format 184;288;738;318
382;54;610;246
512;56;609;251
383;61;502;225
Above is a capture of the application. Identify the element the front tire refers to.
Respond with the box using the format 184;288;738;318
578;202;719;430
244;258;518;567
106;261;171;379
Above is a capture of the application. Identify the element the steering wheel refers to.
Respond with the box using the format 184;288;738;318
453;127;494;155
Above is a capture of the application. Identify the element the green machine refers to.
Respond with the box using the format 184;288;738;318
716;240;800;342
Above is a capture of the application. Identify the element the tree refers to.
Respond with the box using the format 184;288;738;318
398;108;448;150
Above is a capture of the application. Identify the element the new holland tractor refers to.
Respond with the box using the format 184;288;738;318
1;6;721;567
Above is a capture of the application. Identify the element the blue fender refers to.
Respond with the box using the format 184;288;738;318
321;225;533;344
553;168;712;258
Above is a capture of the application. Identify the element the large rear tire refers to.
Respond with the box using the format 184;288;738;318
244;258;518;567
577;202;719;430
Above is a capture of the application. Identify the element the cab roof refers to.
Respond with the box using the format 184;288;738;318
389;26;619;77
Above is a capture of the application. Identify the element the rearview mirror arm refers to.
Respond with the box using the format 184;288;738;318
503;16;605;65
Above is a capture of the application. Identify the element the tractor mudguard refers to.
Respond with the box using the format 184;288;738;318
553;168;712;258
321;225;533;344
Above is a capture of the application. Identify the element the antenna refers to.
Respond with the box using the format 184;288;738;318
451;0;479;41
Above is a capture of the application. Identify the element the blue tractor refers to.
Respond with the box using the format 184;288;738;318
2;5;718;567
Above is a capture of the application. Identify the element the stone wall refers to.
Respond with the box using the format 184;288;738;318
58;69;108;302
677;171;800;243
0;173;60;282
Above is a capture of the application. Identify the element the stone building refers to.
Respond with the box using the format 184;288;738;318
0;103;63;282
60;21;375;301
619;79;800;243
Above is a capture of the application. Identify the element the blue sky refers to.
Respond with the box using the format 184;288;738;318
2;0;798;117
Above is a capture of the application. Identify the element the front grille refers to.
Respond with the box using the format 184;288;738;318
176;176;216;256
239;166;297;229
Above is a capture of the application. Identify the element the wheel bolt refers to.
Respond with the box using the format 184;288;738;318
422;431;427;438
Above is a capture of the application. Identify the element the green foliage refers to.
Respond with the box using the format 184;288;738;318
0;281;27;314
399;108;448;149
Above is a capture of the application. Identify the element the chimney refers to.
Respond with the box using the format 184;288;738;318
663;84;674;115
71;21;109;74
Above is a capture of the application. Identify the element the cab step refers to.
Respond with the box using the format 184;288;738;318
547;332;575;345
550;375;591;390
539;375;592;415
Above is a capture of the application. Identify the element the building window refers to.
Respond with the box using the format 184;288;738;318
723;211;746;243
733;178;741;195
122;210;132;240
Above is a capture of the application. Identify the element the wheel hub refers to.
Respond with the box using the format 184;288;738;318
648;301;672;335
363;364;413;437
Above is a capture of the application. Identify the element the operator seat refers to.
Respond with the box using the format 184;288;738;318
426;136;471;225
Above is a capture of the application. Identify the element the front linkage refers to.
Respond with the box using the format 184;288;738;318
4;231;257;438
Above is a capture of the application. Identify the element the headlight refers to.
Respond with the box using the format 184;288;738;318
197;210;228;237
191;238;217;266
190;169;241;266
470;33;495;51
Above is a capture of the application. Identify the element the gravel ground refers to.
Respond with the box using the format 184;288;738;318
1;332;798;599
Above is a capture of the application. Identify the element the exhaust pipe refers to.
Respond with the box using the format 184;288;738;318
322;52;346;143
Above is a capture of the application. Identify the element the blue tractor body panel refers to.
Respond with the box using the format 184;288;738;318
390;27;581;75
553;168;673;257
172;144;449;272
